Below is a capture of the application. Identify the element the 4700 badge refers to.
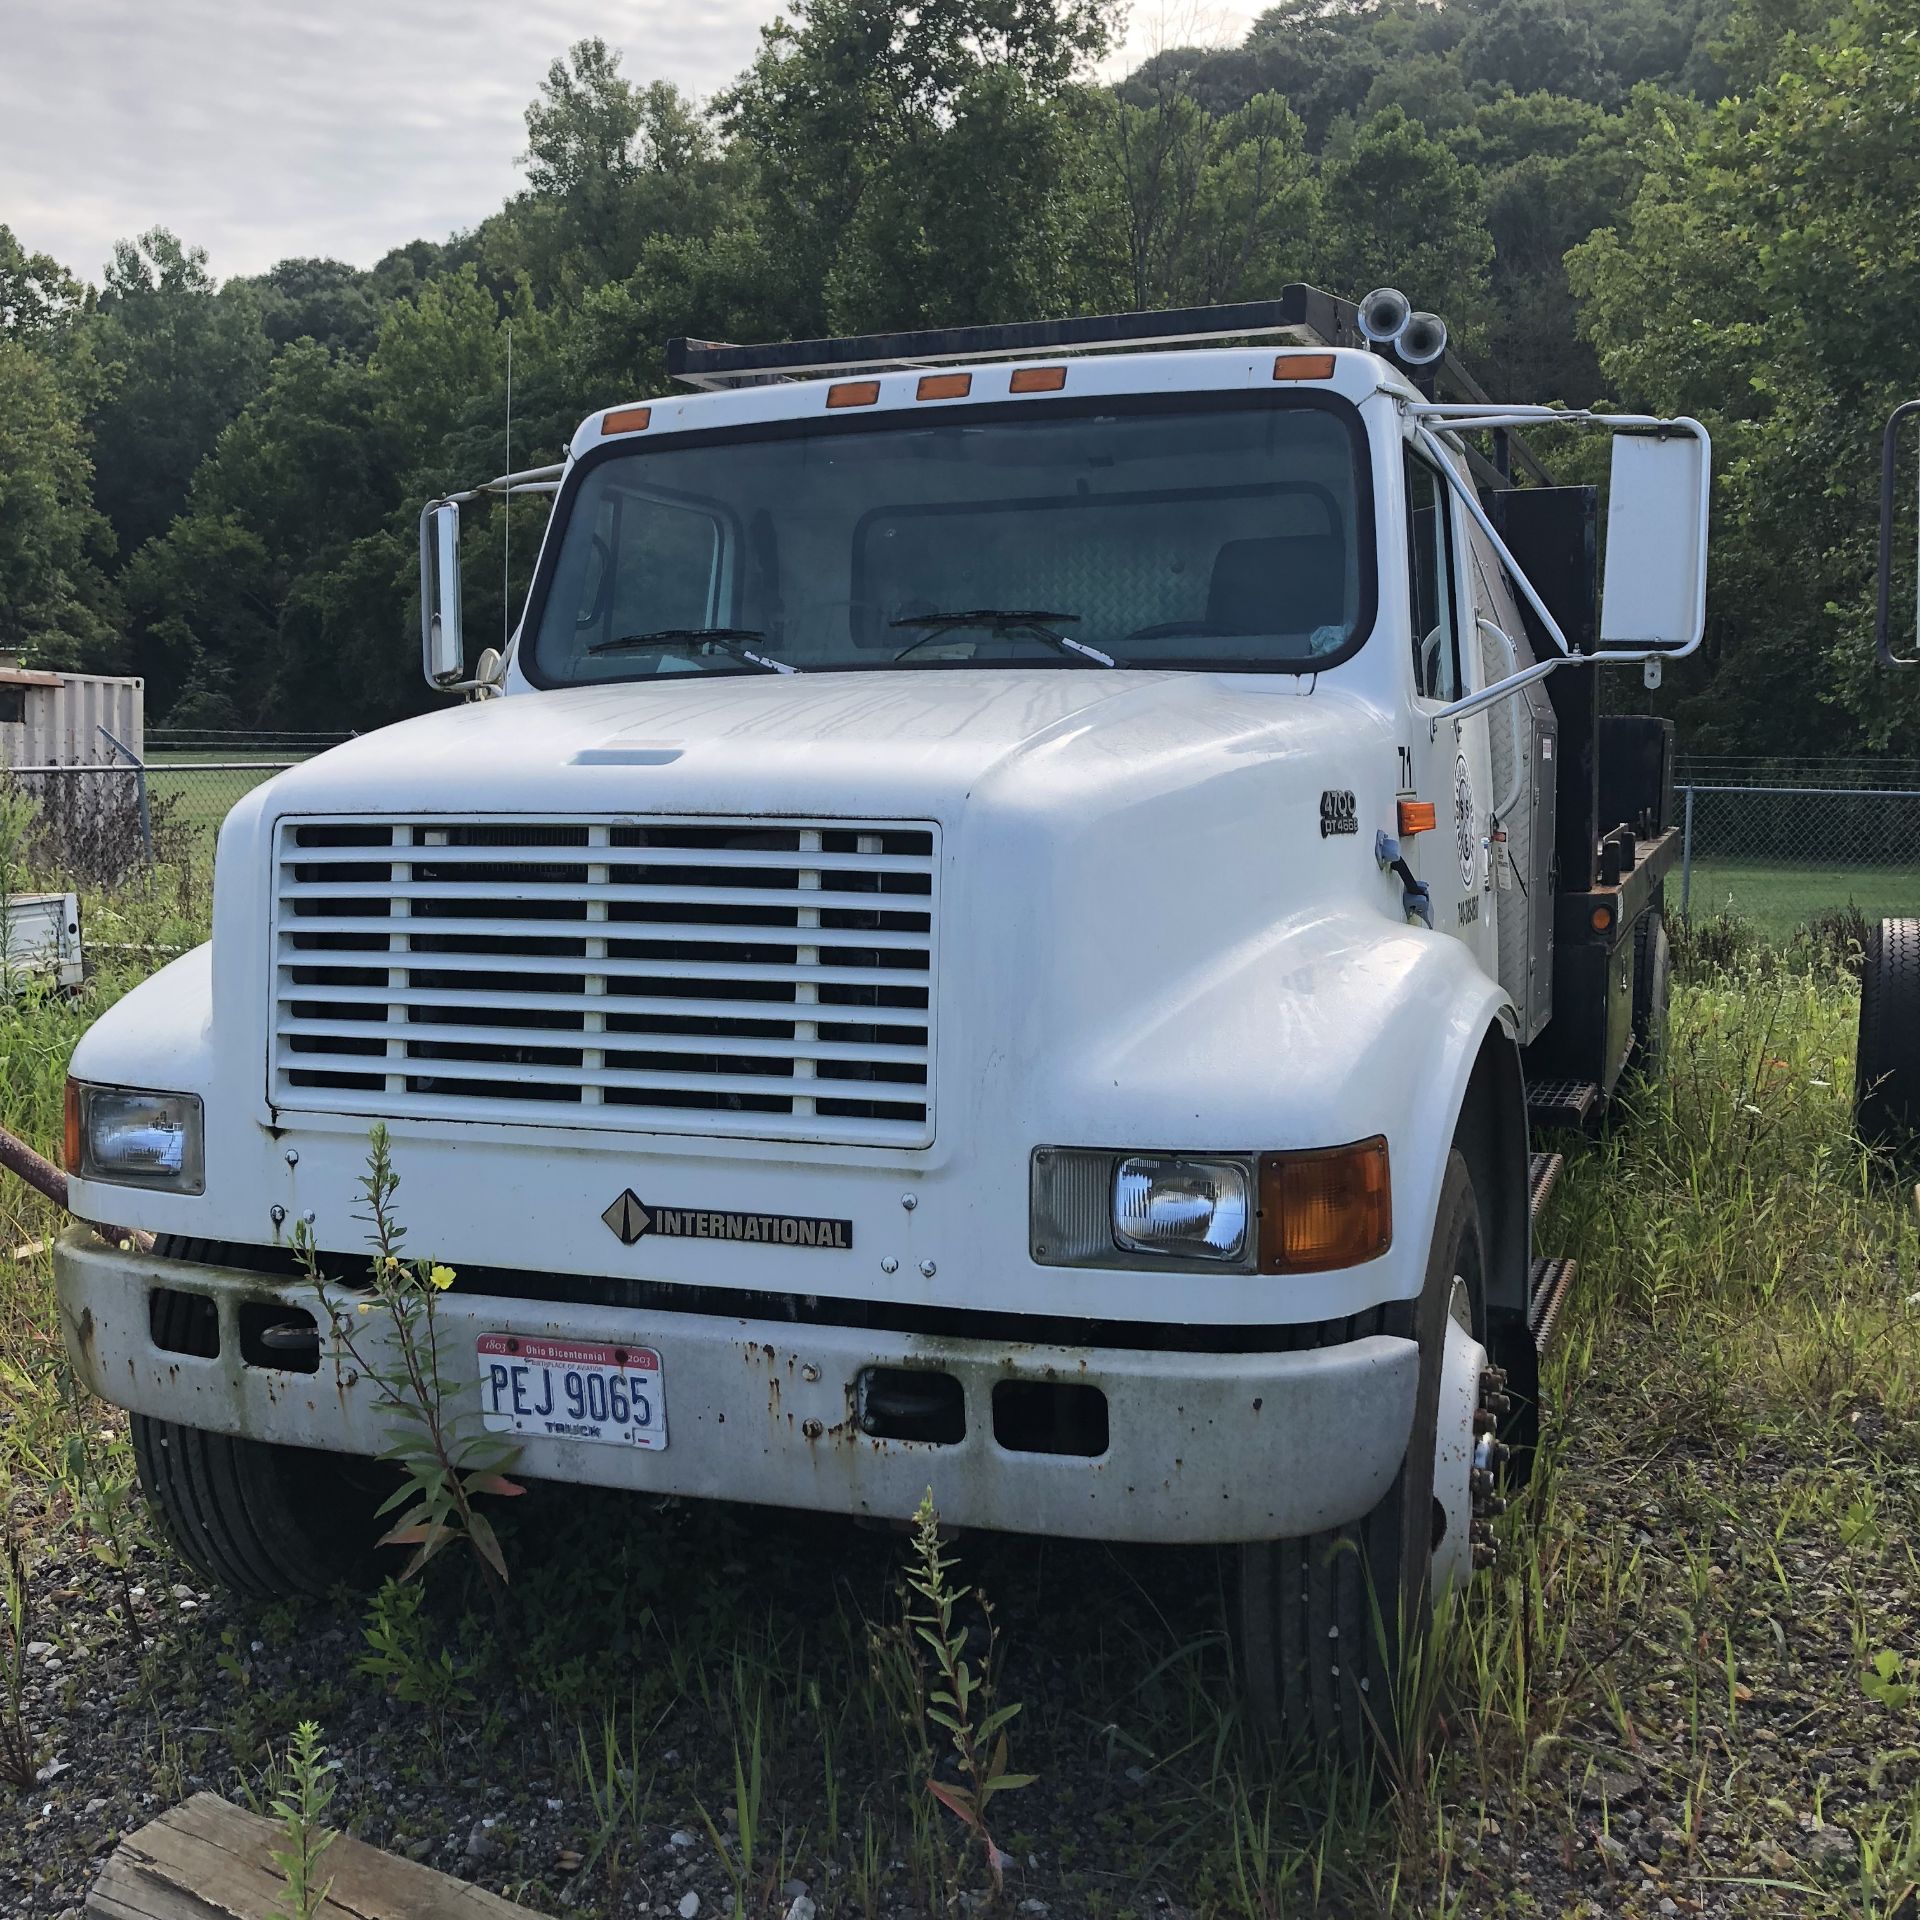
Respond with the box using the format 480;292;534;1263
476;1333;667;1450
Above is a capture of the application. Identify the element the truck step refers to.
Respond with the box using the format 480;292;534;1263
1528;1256;1580;1354
1527;1150;1564;1226
1527;1079;1601;1133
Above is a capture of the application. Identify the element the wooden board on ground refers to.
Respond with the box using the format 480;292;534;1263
89;1790;538;1920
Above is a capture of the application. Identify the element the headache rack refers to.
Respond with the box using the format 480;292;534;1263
665;282;1548;487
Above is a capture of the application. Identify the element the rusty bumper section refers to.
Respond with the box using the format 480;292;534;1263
55;1227;1418;1545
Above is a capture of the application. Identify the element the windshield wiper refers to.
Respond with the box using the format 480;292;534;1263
889;609;1121;668
587;627;799;674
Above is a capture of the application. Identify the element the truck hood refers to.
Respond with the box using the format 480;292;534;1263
261;669;1377;823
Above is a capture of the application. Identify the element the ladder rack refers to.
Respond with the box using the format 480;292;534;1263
664;283;1550;487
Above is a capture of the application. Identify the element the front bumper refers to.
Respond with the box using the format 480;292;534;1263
55;1227;1418;1545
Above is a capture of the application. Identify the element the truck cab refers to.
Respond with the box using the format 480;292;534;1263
55;286;1708;1762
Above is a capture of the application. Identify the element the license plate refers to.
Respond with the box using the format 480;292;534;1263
476;1335;667;1450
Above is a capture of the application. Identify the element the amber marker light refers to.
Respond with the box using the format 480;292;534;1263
827;381;881;408
601;405;652;434
1398;800;1438;836
1590;904;1614;933
917;373;971;400
63;1077;81;1172
1258;1137;1392;1273
1272;353;1336;381
1009;365;1067;393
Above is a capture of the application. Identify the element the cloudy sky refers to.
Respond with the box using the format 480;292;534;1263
1;0;1258;285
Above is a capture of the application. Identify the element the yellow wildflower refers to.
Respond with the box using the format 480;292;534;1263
429;1264;456;1292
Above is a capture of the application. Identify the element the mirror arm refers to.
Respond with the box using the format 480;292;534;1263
441;461;567;506
1878;399;1920;668
1426;654;1561;736
1413;424;1573;656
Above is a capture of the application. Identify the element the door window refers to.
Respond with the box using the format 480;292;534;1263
1405;453;1461;700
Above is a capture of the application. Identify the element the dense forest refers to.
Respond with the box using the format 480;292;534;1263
0;0;1915;752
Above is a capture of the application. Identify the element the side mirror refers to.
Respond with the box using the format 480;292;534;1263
419;501;464;689
1599;428;1709;654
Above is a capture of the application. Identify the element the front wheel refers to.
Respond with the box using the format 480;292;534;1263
1236;1150;1495;1771
132;1238;393;1600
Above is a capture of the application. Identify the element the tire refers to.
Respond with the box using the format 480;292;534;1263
132;1237;393;1600
1237;1150;1485;1773
1631;906;1672;1079
1856;918;1920;1160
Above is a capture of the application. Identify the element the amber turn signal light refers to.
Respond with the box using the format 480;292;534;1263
63;1077;81;1173
1258;1137;1392;1273
601;405;652;435
1590;904;1613;932
1009;365;1067;393
827;380;881;408
1397;800;1437;836
917;373;971;400
1272;353;1336;381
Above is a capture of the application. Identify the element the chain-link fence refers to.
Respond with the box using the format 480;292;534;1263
4;760;297;889
1677;758;1920;938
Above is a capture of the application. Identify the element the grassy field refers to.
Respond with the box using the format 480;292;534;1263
144;758;298;845
1684;859;1920;938
2;873;1918;1916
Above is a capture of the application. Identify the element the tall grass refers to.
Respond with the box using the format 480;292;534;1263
0;795;213;1704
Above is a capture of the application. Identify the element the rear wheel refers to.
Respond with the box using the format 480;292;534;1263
1856;918;1920;1161
1236;1151;1492;1772
1632;905;1672;1078
132;1238;393;1599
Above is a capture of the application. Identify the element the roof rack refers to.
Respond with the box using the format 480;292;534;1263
665;283;1548;487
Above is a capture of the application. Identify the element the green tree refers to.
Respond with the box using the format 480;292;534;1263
248;258;383;357
1316;106;1494;337
719;0;1117;331
513;42;727;299
0;227;90;347
1459;0;1611;100
87;229;270;562
0;336;120;665
1569;0;1920;750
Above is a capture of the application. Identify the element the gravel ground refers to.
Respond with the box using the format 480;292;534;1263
6;1354;1916;1920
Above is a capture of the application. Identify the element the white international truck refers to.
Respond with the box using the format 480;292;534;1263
55;286;1709;1761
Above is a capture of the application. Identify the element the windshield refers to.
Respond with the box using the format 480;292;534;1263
526;393;1374;685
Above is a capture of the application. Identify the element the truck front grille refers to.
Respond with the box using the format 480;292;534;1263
270;816;938;1147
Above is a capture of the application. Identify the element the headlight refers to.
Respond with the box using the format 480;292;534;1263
1032;1138;1390;1274
65;1081;205;1193
1113;1156;1249;1260
1032;1147;1257;1271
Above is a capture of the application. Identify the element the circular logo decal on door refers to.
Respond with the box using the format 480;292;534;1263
1454;753;1476;889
